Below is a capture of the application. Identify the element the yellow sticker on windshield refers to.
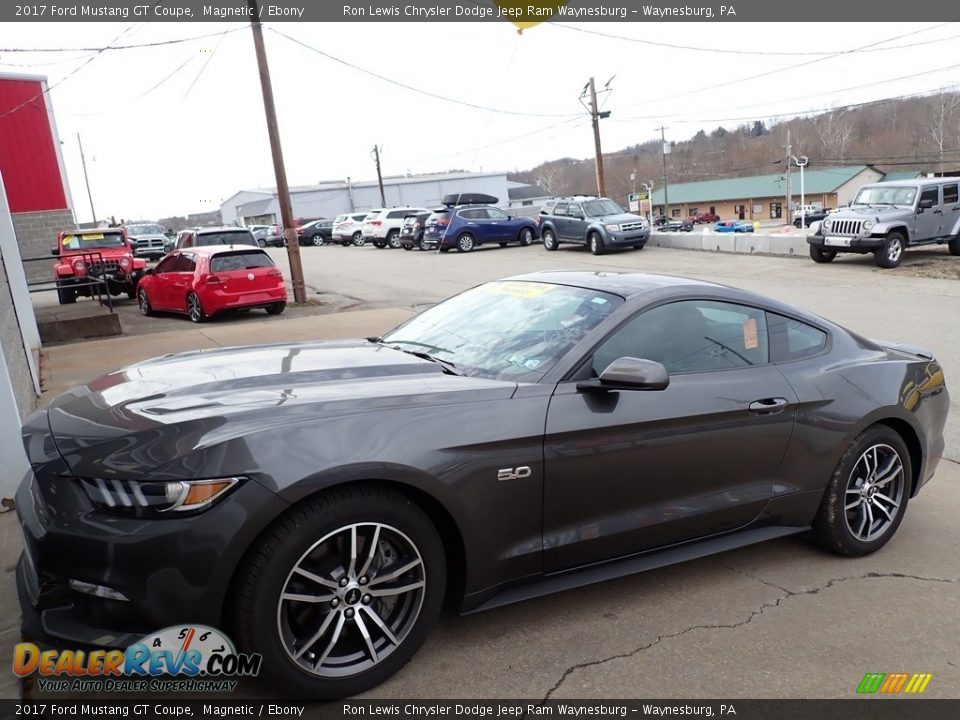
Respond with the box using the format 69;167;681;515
484;281;553;299
82;233;104;240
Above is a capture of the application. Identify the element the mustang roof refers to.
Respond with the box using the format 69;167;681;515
505;271;721;297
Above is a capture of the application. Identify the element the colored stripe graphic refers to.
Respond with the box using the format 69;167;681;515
857;673;886;693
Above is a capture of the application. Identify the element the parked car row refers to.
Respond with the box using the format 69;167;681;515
51;225;288;321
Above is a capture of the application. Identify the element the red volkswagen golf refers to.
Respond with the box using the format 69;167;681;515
136;245;287;322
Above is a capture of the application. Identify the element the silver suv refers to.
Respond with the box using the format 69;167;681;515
807;178;960;268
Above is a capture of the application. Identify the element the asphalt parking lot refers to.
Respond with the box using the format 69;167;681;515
16;241;960;700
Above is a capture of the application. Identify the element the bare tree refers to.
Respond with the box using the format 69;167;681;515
809;109;854;163
535;164;563;197
926;90;960;174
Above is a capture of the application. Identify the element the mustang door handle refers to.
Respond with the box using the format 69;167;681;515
748;397;789;413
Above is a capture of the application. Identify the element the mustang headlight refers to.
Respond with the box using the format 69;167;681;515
604;224;621;232
78;477;241;516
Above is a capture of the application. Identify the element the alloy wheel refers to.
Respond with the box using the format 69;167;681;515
886;237;903;264
843;443;905;543
187;293;204;323
519;228;533;246
277;522;426;678
137;288;151;316
312;235;325;247
457;235;474;252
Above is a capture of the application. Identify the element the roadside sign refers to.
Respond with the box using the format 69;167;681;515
628;192;648;213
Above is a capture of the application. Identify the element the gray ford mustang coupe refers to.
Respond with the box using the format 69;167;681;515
17;272;949;697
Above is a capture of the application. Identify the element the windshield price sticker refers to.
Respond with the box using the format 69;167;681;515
743;318;759;350
484;281;553;298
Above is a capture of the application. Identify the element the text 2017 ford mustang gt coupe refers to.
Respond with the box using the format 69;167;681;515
17;272;948;697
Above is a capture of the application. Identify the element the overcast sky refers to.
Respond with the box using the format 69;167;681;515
3;21;958;222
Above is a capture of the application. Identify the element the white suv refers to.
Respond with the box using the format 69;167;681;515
362;207;431;249
332;212;369;246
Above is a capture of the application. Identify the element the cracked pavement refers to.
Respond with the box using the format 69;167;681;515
366;461;959;699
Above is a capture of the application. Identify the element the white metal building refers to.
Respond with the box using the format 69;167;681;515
221;171;512;226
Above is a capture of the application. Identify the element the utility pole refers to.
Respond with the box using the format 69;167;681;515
580;77;612;197
657;126;670;224
372;145;386;206
77;133;97;225
784;129;792;223
346;176;355;211
248;0;306;303
588;77;606;197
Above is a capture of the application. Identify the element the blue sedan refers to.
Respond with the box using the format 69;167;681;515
422;197;539;253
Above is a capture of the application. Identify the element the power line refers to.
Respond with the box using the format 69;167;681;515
0;27;245;53
268;27;579;119
134;54;197;100
0;23;139;122
616;22;953;111
612;81;960;127
182;30;227;99
549;22;960;57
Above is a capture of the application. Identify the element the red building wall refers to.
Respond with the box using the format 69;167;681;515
0;76;68;213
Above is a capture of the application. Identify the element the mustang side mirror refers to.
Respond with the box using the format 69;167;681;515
50;246;60;256
577;357;670;392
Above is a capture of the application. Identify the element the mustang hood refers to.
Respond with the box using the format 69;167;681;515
43;340;516;476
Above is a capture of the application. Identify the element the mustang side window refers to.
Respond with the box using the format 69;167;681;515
767;313;828;362
592;300;769;376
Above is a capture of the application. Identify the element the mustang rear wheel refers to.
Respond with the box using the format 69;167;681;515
813;425;910;556
233;487;445;698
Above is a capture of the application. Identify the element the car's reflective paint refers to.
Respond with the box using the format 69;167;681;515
17;272;949;646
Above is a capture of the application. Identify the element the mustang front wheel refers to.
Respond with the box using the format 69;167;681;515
234;487;446;697
813;425;910;556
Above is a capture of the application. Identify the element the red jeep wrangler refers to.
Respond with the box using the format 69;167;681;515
51;228;146;305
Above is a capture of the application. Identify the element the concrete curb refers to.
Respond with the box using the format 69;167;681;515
650;231;809;258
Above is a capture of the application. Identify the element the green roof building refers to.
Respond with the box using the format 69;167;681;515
649;165;884;222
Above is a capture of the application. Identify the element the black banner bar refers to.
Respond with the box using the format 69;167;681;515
3;700;960;720
3;0;960;23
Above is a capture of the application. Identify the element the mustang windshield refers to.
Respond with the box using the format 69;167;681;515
853;186;917;207
382;281;623;380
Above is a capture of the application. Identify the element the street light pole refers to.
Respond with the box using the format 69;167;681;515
641;181;654;228
791;155;809;229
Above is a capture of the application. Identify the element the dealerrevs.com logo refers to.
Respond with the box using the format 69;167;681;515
13;625;261;693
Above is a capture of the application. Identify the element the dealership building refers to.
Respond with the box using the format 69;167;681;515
649;165;923;221
221;171;513;227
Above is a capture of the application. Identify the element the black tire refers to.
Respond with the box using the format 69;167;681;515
232;486;446;698
809;245;837;263
56;284;76;305
373;240;387;249
311;234;325;247
498;242;508;248
812;425;911;557
186;292;206;323
352;232;364;247
589;232;605;256
633;243;645;251
417;238;427;251
439;247;451;253
266;302;286;316
875;231;906;268
456;233;475;253
518;227;534;247
387;230;401;249
258;239;267;248
542;228;558;251
137;287;152;316
340;240;351;247
402;245;413;251
948;236;960;256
